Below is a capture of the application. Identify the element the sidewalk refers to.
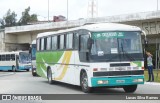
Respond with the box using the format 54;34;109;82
145;81;160;86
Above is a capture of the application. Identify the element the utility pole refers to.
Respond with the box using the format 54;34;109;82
157;0;159;11
87;0;98;18
48;0;49;22
67;0;68;29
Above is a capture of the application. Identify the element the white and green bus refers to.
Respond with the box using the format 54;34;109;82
36;23;145;93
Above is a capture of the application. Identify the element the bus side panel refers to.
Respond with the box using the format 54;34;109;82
0;61;16;71
36;51;64;78
53;51;75;84
73;51;92;86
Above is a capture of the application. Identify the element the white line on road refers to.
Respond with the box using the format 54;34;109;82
0;72;15;77
145;82;160;86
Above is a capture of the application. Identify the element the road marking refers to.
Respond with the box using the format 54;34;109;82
145;82;160;86
0;72;15;77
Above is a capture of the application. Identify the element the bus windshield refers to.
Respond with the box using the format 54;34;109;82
90;31;143;62
19;52;31;63
31;44;36;60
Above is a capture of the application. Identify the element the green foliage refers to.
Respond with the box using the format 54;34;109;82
0;7;38;27
3;9;17;27
19;7;38;25
30;14;38;22
144;70;160;82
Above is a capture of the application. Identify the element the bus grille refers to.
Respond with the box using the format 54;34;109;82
93;70;144;77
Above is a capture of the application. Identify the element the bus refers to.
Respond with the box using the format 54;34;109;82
31;40;37;76
36;23;145;93
0;51;31;71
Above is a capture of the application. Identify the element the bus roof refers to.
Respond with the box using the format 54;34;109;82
37;23;142;38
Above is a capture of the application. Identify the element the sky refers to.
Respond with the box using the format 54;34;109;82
0;0;159;21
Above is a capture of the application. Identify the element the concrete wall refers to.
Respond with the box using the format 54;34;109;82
5;34;17;43
0;30;5;52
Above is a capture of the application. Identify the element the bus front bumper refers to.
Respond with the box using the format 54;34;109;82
91;76;144;87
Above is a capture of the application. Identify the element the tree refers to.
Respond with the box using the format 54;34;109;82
0;18;5;28
3;9;17;27
30;14;38;22
19;7;38;25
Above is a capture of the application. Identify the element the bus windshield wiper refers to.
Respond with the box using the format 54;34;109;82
121;43;135;61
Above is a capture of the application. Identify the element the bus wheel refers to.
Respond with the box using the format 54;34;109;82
32;69;37;76
81;71;92;93
123;85;137;93
47;68;54;84
26;69;30;72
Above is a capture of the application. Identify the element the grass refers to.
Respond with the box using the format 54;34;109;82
144;69;160;82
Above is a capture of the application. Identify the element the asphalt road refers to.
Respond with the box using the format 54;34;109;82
0;71;160;94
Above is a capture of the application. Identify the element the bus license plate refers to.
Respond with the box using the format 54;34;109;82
116;80;125;83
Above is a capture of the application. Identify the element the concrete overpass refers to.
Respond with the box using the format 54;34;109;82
1;10;160;51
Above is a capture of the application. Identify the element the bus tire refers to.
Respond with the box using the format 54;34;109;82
26;69;30;72
47;68;54;84
123;85;137;93
32;71;37;76
80;71;92;93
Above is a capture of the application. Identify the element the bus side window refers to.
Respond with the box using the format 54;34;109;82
79;34;90;61
80;34;89;52
44;37;47;50
60;35;64;50
6;54;10;61
1;55;5;61
0;55;1;61
66;33;73;49
37;39;40;51
11;54;15;61
41;38;44;51
46;37;51;50
52;36;57;50
57;35;60;49
73;33;79;50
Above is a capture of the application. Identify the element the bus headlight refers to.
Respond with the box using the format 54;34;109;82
133;79;143;83
97;80;109;84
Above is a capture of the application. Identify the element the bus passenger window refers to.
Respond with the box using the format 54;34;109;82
44;37;47;50
52;36;57;50
80;35;89;51
6;54;10;61
11;54;15;61
41;38;44;51
60;35;64;49
66;33;73;49
73;33;79;49
1;55;5;61
46;37;51;50
0;55;1;61
37;39;40;51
